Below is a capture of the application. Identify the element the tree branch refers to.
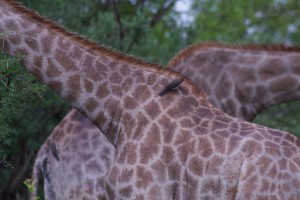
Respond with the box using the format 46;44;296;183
111;0;125;51
9;149;34;191
127;0;177;52
126;27;141;53
150;0;176;27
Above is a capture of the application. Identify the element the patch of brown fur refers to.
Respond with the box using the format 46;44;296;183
167;41;300;68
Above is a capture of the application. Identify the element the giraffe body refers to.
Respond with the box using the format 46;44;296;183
35;42;300;199
1;1;300;199
32;110;114;199
170;42;300;121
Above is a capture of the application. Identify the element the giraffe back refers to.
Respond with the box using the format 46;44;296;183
169;42;300;121
31;110;115;199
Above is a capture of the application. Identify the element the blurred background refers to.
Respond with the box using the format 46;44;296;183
1;0;300;199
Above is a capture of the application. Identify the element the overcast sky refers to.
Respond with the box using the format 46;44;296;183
174;0;194;25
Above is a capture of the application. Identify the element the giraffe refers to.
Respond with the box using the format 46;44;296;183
32;42;300;199
32;109;115;199
169;42;300;121
2;1;300;199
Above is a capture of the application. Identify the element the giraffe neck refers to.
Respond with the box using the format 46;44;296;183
0;1;209;146
169;43;300;121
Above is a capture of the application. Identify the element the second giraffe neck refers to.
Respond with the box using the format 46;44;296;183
170;44;300;120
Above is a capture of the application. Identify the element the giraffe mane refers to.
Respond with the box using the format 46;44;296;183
168;41;300;67
4;1;168;73
4;0;206;99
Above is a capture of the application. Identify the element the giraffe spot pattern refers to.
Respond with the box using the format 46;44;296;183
178;140;195;163
104;98;119;118
33;55;42;68
55;48;76;71
83;78;93;93
4;19;19;31
105;183;116;199
116;143;130;164
136;166;153;189
31;66;44;80
119;64;130;76
8;33;21;45
19;18;32;29
175;130;193;146
240;175;259;199
264;141;281;156
15;47;28;57
110;71;123;84
132;113;149;141
122;78;133;90
198;137;213;158
85;160;102;175
67;74;81;92
179;118;194;128
207;156;225;174
139;143;159;164
111;84;123;97
167;162;181;181
125;144;137;165
70;45;83;60
148;186;162;200
258;57;286;81
41;31;55;54
48;81;62;93
65;78;81;102
123;96;138;110
151;161;167;183
25;37;39;51
200;177;223;196
133;84;151;103
119;186;133;198
146;124;161;144
58;37;72;51
188;156;204;176
161;146;175;164
119;168;134;183
144;101;160;118
211;133;226;154
228;135;243;155
85;97;98;112
46;58;62;78
96;83;109;99
232;64;257;82
83;54;94;68
269;76;297;93
159;115;176;144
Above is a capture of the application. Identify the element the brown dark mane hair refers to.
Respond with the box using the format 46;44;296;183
4;0;172;73
168;41;300;67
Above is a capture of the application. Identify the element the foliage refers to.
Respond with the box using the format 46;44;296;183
254;102;300;137
23;179;39;200
0;51;44;163
190;0;300;44
0;51;69;198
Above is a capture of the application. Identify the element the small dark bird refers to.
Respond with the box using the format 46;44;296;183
159;78;184;96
